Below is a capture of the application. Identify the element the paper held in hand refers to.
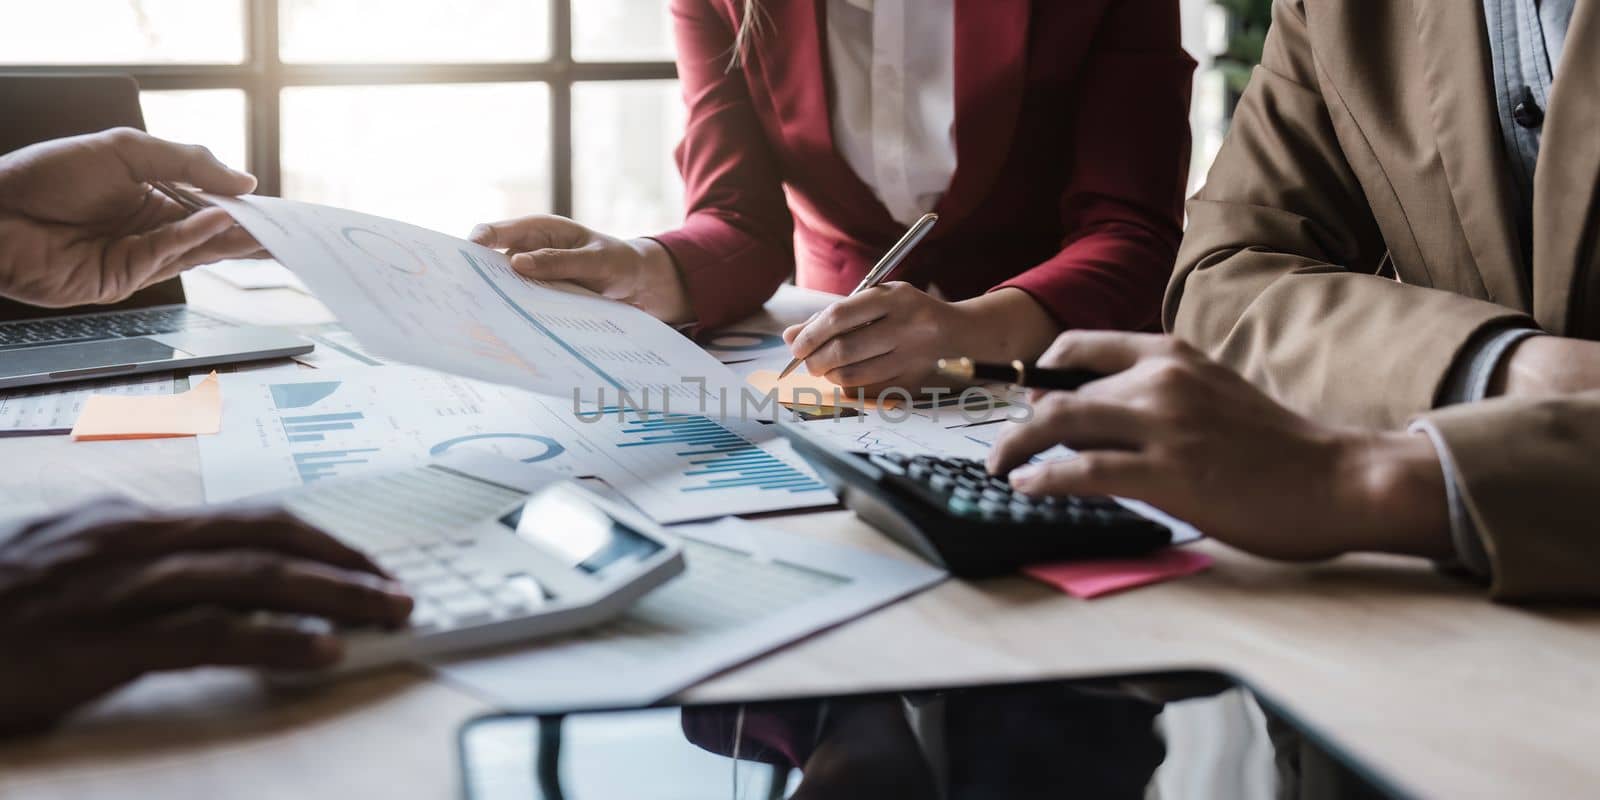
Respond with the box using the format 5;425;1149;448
206;195;755;416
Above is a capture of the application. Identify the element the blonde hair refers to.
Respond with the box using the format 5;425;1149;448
729;0;770;71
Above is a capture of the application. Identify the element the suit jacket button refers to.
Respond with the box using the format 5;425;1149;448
1513;86;1544;129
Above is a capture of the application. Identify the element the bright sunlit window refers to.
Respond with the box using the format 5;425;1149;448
0;0;684;238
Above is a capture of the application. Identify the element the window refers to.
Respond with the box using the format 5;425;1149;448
1;0;682;238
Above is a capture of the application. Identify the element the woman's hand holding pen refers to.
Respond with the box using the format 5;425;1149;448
468;214;695;325
783;285;1059;394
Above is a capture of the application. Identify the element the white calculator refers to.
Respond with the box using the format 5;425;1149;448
273;450;685;678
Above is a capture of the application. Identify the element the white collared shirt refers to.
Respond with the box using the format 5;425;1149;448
824;0;957;226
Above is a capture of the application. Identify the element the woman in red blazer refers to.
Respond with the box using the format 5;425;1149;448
472;0;1193;392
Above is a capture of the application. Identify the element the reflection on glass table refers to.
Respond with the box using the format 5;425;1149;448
278;0;550;63
572;80;686;237
281;83;551;239
459;671;1406;800
0;0;245;64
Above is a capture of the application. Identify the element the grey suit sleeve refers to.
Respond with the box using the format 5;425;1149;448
1425;326;1544;578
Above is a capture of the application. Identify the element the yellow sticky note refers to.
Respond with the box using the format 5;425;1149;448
744;370;904;409
70;372;223;441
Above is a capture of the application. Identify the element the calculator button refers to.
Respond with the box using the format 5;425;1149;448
422;576;476;599
378;549;429;571
498;574;548;609
467;572;505;591
980;487;1011;503
395;562;451;586
869;454;908;475
947;497;981;517
439;594;495;625
408;601;444;633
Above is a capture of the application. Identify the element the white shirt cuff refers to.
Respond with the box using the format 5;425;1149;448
1409;420;1492;578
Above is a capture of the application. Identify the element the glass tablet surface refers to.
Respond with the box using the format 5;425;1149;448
458;670;1406;800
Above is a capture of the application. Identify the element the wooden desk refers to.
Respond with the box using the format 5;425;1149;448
2;274;1596;799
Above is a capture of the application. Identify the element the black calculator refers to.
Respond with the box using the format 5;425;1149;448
779;430;1172;577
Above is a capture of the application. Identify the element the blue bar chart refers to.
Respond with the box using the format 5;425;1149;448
293;448;380;483
280;411;364;443
614;411;829;494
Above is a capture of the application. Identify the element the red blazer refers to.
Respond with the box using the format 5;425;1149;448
653;0;1194;332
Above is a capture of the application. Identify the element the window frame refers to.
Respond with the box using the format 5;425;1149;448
2;0;677;215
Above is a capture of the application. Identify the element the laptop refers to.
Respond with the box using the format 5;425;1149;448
0;74;311;390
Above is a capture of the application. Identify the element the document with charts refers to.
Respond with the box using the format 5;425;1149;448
196;367;836;523
207;195;750;413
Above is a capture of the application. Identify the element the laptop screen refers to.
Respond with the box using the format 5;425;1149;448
0;73;187;321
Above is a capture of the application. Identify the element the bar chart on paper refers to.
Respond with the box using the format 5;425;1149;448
196;367;611;502
617;412;827;494
562;407;836;523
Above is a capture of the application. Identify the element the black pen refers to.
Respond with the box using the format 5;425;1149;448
935;357;1103;391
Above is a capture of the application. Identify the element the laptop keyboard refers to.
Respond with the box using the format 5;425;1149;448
0;307;230;348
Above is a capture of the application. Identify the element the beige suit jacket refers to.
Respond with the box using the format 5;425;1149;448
1166;0;1600;600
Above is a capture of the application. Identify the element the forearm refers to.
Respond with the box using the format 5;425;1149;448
628;237;694;326
952;288;1060;364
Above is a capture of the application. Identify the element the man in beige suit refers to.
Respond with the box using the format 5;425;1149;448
988;0;1598;601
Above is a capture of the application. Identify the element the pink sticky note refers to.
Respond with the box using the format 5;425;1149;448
1023;547;1214;599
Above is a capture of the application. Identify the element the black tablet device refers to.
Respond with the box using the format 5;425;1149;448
456;669;1408;799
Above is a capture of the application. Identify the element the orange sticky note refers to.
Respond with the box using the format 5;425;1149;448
1023;547;1214;599
745;370;904;409
70;372;223;441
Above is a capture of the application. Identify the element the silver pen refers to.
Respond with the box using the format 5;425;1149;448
151;180;210;213
776;212;939;379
